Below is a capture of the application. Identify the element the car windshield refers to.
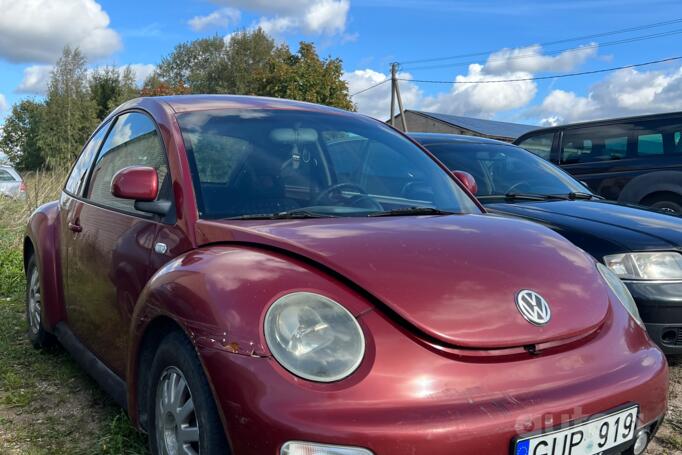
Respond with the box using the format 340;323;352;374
421;140;590;199
176;109;479;219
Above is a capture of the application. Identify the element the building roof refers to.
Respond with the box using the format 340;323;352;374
406;110;538;139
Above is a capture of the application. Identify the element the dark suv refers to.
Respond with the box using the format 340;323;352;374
514;111;682;213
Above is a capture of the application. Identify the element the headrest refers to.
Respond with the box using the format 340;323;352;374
269;128;319;144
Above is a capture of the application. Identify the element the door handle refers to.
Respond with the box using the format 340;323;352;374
68;221;82;233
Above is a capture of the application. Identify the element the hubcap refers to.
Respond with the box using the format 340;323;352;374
27;266;41;335
156;366;199;455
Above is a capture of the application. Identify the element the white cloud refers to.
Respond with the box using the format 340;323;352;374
347;43;602;120
304;0;350;35
210;0;350;36
0;94;7;112
483;43;598;75
421;64;538;118
189;7;240;32
343;69;423;120
16;65;53;94
126;64;156;86
0;0;122;63
534;65;682;124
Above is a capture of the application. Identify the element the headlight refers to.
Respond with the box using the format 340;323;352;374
604;252;682;280
264;292;365;382
597;263;644;327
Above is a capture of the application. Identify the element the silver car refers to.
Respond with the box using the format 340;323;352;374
0;165;26;199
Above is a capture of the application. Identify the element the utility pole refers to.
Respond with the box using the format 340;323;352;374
390;62;408;131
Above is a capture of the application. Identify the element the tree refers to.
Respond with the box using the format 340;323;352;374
90;65;140;120
221;29;275;94
154;36;227;93
0;99;47;171
38;46;98;167
149;31;353;109
257;42;354;110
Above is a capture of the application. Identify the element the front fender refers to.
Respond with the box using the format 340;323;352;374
24;199;65;330
618;170;682;204
126;244;374;423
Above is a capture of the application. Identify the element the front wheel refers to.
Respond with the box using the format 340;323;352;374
148;331;230;455
26;255;55;349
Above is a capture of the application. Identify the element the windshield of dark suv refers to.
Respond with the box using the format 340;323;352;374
420;140;591;200
176;109;479;219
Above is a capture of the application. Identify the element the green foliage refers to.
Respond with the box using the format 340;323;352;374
0;99;47;171
89;66;139;121
0;229;23;298
147;29;353;109
258;42;354;110
38;46;98;168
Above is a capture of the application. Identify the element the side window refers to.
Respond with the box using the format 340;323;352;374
0;169;15;182
562;126;629;163
675;132;682;154
516;133;554;160
64;123;109;195
86;112;169;214
637;133;664;156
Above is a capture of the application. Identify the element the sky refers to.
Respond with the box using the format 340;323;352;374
0;0;682;129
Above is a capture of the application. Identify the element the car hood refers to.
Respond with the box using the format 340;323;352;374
485;200;682;251
196;214;609;349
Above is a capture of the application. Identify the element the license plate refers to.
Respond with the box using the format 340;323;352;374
514;406;638;455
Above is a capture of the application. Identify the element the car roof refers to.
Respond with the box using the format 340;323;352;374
408;132;518;147
146;94;352;115
515;110;682;139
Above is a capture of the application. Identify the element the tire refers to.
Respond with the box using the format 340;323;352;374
148;331;230;455
643;193;682;214
25;255;55;349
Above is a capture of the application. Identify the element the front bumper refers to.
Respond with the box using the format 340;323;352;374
627;280;682;355
200;306;668;455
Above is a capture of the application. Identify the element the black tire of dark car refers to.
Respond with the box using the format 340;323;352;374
148;330;231;455
643;192;682;214
25;254;56;349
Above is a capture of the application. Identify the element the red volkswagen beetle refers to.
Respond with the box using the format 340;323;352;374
25;95;667;455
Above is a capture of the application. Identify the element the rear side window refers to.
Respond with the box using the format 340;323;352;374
0;169;16;182
86;112;169;215
65;123;109;196
675;132;682;154
637;133;664;156
516;133;554;160
561;125;629;163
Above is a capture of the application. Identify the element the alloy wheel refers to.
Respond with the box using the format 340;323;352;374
27;266;42;335
155;366;200;455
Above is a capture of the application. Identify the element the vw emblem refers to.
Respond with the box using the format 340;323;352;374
516;290;551;326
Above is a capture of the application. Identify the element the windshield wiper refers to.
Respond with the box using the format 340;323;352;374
368;207;456;217
230;209;332;220
567;191;603;200
503;193;569;201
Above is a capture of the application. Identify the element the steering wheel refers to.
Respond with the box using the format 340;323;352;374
314;182;382;210
506;181;532;194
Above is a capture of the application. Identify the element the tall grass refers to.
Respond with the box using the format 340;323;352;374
0;169;67;297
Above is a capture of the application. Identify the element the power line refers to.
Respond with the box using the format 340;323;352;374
399;17;682;66
402;28;682;71
349;79;390;97
398;56;682;85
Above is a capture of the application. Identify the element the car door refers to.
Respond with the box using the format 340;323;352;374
61;111;172;378
558;124;634;200
0;168;18;197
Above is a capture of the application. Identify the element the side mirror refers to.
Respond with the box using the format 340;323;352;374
111;166;170;216
111;166;159;201
452;170;478;195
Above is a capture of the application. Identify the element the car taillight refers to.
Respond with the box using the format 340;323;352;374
19;182;26;192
